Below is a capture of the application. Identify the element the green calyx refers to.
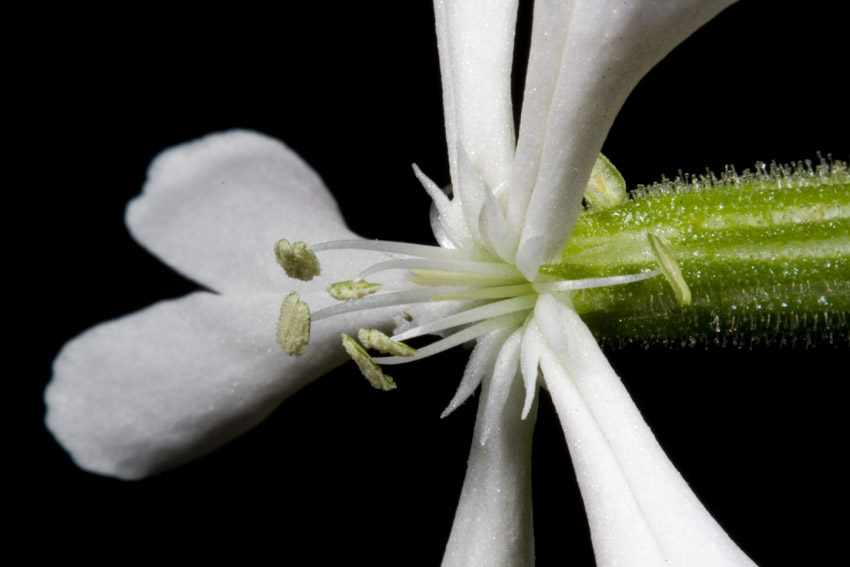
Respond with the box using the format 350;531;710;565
544;158;850;346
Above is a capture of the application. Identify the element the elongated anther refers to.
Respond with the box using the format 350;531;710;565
275;239;321;281
277;291;311;356
647;233;692;306
358;329;417;357
328;280;382;300
342;334;397;391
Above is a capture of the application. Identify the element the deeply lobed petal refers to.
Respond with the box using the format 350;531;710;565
46;290;397;480
509;0;736;278
47;130;402;479
127;130;363;294
435;0;518;193
441;340;537;567
535;294;756;567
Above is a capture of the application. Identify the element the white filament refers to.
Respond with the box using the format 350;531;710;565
312;239;481;260
532;270;660;293
358;257;523;280
393;295;537;342
311;287;456;322
377;312;528;365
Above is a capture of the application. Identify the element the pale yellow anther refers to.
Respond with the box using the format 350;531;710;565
584;153;626;212
341;334;397;391
647;233;692;306
275;239;321;281
357;328;417;357
277;291;311;356
327;280;382;301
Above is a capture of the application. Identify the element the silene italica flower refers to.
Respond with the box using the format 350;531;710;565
45;1;848;566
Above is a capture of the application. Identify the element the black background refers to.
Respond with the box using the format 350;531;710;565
24;2;848;565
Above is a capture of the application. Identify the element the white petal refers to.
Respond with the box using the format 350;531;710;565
441;354;536;567
435;0;518;192
535;294;756;567
45;290;397;480
127;130;361;294
479;327;523;445
509;0;735;278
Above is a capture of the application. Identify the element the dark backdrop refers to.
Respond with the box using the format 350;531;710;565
25;2;848;565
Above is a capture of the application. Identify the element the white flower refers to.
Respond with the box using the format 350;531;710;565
44;1;773;565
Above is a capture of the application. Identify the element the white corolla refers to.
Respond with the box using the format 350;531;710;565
46;1;757;566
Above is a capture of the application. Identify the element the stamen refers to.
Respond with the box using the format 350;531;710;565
358;329;417;357
342;333;397;391
311;287;456;323
647;233;692;305
275;239;321;281
277;291;311;356
358;258;522;280
327;280;382;300
431;283;535;301
531;270;661;293
393;295;538;342
378;311;528;365
312;239;481;261
410;269;527;287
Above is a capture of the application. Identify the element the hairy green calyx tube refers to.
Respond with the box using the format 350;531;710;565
544;158;850;346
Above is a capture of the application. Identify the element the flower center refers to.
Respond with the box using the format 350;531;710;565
270;155;702;390
273;236;665;390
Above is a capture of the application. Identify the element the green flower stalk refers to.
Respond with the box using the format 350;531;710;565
549;157;850;346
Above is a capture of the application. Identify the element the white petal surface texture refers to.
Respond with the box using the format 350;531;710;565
434;0;518;196
441;347;537;567
509;0;736;278
536;294;756;567
47;129;397;479
46;290;396;480
127;130;362;294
